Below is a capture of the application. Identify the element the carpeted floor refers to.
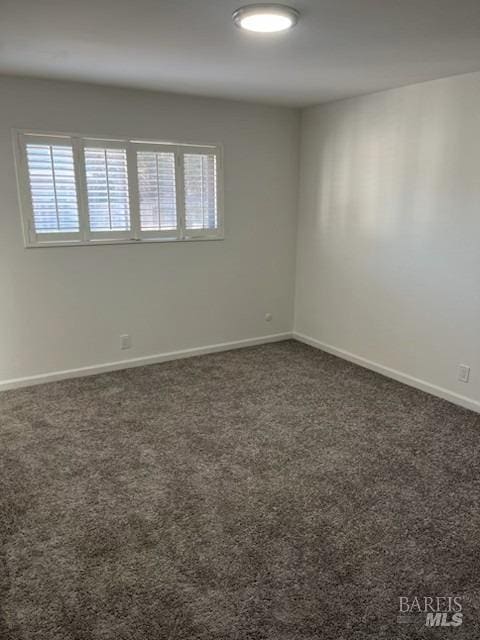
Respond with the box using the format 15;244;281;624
1;340;479;639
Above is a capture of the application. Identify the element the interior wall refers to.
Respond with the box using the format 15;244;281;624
294;71;480;410
0;76;299;385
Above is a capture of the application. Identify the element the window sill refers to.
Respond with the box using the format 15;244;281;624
24;235;225;249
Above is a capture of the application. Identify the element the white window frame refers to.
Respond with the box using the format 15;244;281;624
133;142;183;241
13;129;224;248
81;138;133;242
179;145;224;240
15;132;84;245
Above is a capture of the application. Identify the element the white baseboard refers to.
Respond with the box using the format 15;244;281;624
293;331;480;414
5;331;479;414
0;332;292;392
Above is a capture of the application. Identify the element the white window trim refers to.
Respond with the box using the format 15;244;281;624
13;129;224;248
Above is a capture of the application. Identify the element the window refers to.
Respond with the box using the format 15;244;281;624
184;153;217;231
15;131;223;247
84;145;131;235
136;147;177;236
23;139;80;242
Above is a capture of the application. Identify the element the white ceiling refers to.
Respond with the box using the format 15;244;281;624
2;0;480;107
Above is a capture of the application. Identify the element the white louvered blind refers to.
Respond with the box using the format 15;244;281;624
16;132;223;246
84;146;130;232
184;153;217;231
25;143;79;233
137;151;177;231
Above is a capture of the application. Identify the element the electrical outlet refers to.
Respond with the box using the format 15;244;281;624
264;313;273;323
120;334;131;350
458;364;470;383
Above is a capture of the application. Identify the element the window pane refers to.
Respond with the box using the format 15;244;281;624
84;147;130;232
137;151;177;231
184;153;217;230
26;143;79;233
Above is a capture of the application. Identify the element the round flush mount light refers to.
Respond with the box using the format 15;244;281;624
232;4;299;33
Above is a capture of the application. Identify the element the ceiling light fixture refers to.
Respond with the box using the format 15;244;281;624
232;4;299;33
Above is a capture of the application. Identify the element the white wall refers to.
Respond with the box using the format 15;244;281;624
0;76;299;385
295;71;480;411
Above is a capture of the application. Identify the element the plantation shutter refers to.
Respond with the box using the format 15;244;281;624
183;152;218;233
24;139;80;239
136;148;177;235
84;143;131;236
16;132;223;246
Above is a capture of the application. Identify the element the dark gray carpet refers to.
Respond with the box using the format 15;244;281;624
1;340;479;639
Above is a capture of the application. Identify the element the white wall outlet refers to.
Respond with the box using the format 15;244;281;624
120;334;131;350
458;364;470;383
264;312;273;323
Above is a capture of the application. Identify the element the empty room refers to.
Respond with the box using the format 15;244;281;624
1;1;479;638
